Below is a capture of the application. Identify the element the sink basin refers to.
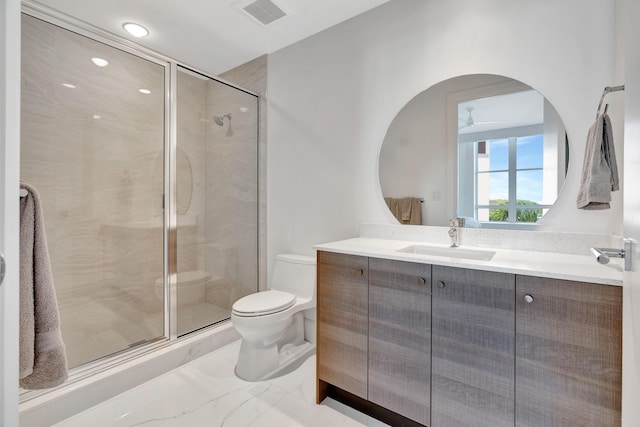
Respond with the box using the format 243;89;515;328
397;245;496;261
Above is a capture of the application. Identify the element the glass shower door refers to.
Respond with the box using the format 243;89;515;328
175;66;258;336
20;13;260;373
20;14;167;368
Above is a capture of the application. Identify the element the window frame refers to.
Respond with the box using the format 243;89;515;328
459;125;553;224
475;135;553;223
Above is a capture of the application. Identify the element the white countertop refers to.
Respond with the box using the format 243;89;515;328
313;237;623;286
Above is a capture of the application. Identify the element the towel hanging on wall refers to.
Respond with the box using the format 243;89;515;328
576;113;619;210
19;182;68;389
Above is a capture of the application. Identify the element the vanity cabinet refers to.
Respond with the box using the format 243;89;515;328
431;266;515;427
515;275;622;426
368;258;431;425
316;251;369;400
316;251;622;427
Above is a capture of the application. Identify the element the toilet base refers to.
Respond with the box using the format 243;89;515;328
235;312;314;381
235;340;315;382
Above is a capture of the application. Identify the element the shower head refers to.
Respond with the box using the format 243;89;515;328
213;113;232;126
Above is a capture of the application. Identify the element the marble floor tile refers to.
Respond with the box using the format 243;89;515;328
55;340;389;427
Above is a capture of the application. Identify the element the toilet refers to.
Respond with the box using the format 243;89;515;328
231;253;316;381
154;270;210;307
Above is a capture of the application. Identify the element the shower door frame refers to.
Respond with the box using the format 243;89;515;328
19;2;260;402
1;0;21;423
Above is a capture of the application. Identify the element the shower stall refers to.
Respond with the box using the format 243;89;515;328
20;11;258;376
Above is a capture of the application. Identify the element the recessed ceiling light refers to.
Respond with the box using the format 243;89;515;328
62;83;76;89
139;88;151;94
123;22;149;38
91;57;109;67
93;115;102;120
239;107;249;113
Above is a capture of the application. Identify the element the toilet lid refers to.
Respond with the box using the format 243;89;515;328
232;290;296;317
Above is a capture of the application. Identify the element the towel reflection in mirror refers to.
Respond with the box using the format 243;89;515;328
384;197;423;225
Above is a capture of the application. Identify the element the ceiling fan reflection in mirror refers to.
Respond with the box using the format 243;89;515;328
458;106;504;130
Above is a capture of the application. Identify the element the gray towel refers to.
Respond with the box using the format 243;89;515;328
576;113;619;210
19;182;68;389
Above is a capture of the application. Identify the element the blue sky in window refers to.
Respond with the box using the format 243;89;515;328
517;170;544;202
487;135;544;203
517;135;544;169
487;139;508;171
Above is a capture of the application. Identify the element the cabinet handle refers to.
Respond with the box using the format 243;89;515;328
357;269;364;276
437;281;445;289
524;294;534;304
418;277;426;285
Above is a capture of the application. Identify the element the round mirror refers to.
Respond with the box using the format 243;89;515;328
379;74;568;228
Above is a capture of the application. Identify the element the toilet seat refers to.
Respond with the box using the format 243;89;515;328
232;290;296;317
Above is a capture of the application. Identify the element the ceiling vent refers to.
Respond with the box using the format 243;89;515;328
240;0;287;26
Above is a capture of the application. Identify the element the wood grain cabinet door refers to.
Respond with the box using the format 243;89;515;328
431;265;516;427
515;276;622;426
317;251;369;399
368;258;431;425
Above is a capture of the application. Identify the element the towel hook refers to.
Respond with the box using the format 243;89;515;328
596;84;625;119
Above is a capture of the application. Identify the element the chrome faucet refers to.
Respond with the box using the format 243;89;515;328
448;218;460;247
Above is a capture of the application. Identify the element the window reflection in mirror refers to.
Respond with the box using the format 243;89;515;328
379;74;568;229
457;89;565;224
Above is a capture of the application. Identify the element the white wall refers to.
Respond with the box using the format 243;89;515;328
267;0;620;266
619;0;640;424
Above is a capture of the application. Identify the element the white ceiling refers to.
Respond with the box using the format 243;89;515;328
30;0;393;75
458;90;544;135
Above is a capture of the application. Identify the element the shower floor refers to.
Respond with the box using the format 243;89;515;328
54;340;388;427
60;286;230;368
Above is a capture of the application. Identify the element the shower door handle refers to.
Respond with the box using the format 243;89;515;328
0;252;5;287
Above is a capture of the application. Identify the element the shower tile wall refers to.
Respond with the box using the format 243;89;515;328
220;55;268;292
176;70;206;273
176;69;258;334
175;69;216;335
204;79;258;306
21;15;166;368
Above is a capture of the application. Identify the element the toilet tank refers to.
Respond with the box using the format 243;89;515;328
271;254;316;301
